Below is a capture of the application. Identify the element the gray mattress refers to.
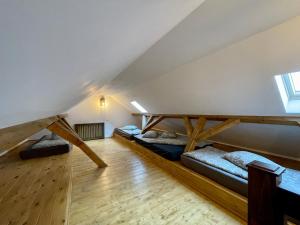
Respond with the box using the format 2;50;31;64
114;128;141;140
182;153;300;198
181;155;248;196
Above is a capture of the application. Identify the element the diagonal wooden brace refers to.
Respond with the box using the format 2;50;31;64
48;120;107;168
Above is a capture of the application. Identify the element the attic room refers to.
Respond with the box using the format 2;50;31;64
1;0;300;224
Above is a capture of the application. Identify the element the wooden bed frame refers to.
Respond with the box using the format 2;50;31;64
113;133;248;221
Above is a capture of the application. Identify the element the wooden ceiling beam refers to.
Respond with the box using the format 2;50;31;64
132;113;300;126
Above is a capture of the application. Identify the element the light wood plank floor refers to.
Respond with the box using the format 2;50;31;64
0;141;72;225
70;139;245;225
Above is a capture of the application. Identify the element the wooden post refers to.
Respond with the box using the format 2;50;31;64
185;117;206;152
248;161;285;225
183;116;193;137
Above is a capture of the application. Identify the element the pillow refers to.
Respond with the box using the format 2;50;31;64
121;125;138;130
196;140;214;148
223;151;284;171
142;130;159;138
160;131;177;139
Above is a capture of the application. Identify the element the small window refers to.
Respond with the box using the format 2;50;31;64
131;101;148;113
275;72;300;113
282;72;300;100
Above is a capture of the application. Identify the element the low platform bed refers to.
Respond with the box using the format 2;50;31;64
114;127;141;140
134;135;186;161
181;154;248;196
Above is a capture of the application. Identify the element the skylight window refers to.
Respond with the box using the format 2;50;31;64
131;101;148;113
291;72;300;92
275;72;300;113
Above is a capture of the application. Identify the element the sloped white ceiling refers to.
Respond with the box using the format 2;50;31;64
103;0;300;95
0;0;204;128
111;15;300;115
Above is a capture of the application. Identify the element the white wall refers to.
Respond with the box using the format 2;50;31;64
67;95;138;138
112;16;300;158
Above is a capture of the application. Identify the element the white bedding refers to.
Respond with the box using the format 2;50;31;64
120;128;141;135
183;146;248;180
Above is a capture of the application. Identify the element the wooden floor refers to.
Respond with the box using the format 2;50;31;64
70;139;246;225
0;141;72;225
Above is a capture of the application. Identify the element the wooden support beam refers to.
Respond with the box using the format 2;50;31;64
185;117;206;152
132;113;300;126
142;116;165;134
0;115;65;151
146;115;155;127
185;118;239;152
183;116;193;137
48;120;107;168
196;119;240;141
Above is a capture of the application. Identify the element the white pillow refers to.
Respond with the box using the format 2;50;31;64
142;130;159;138
121;125;138;130
223;151;284;171
160;131;177;139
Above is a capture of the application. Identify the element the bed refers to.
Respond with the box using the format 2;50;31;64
181;146;300;197
181;147;248;196
134;134;212;161
114;127;141;140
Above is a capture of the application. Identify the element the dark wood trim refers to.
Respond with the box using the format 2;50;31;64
248;161;285;225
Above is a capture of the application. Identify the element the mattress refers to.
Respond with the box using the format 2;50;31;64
114;128;141;140
183;147;248;179
182;148;300;197
134;134;188;145
134;136;185;161
181;154;248;196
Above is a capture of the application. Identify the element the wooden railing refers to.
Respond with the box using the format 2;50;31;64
132;113;300;152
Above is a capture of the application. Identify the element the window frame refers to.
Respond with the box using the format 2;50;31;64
282;73;300;100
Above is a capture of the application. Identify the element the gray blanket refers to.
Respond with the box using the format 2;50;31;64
134;134;188;145
183;146;248;180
